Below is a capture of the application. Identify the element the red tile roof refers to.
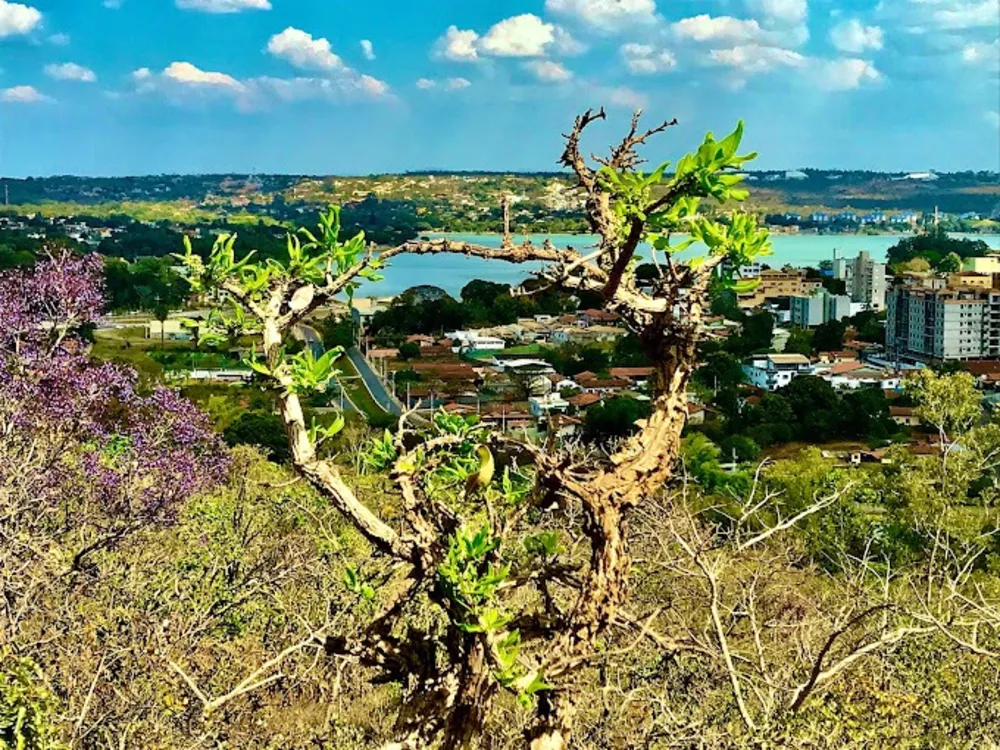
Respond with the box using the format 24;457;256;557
568;392;602;408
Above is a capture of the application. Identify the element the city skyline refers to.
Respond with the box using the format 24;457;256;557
0;0;997;177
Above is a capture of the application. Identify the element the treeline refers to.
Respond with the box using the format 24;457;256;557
887;226;992;271
367;279;594;343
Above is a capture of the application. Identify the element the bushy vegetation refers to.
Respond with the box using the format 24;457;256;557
6;120;1000;750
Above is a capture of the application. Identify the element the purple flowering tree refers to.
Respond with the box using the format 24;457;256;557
0;252;226;593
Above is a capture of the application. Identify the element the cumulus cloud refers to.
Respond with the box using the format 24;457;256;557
709;44;805;74
479;14;560;57
432;15;579;61
48;32;70;45
620;42;676;74
830;19;884;53
268;27;343;71
524;59;573;82
671;15;764;44
132;60;391;110
747;0;807;24
44;62;97;83
175;0;270;12
163;61;246;90
360;39;375;61
544;0;657;31
1;85;53;103
0;0;41;38
814;57;882;90
433;25;480;61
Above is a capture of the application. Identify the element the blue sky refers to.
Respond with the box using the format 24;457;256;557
0;0;997;176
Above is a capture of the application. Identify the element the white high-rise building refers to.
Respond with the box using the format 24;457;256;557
833;250;887;310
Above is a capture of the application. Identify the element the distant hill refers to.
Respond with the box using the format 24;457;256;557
1;170;997;230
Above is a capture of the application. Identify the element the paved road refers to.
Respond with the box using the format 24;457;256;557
347;347;402;415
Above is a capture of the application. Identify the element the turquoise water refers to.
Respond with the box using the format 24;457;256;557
361;232;1000;298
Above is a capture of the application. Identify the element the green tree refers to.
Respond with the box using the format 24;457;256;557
584;395;652;440
812;320;846;352
223;411;291;463
784;328;814;356
398;342;422;360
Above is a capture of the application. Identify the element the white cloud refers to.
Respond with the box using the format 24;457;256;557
928;0;999;31
45;62;97;83
607;86;647;109
132;61;391;110
175;0;270;12
267;28;343;72
479;14;558;58
48;32;70;45
747;0;807;24
544;0;657;31
709;44;805;74
814;57;882;90
251;74;391;104
0;0;41;38
671;15;763;44
357;74;388;97
620;42;676;74
163;61;246;90
986;110;1000;128
962;37;1000;68
360;39;375;61
524;59;573;82
414;77;471;91
433;15;578;61
830;19;884;53
1;84;53;103
433;25;480;61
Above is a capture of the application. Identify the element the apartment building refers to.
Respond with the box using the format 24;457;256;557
886;279;1000;363
833;250;887;310
790;290;853;327
737;270;823;309
963;256;1000;275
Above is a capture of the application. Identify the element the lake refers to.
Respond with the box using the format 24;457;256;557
360;232;1000;298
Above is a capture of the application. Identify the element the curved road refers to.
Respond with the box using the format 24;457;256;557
347;347;402;415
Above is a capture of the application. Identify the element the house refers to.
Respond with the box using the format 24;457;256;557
145;319;189;341
547;374;580;392
890;406;920;426
574;372;630;395
686;402;706;425
817;351;858;365
850;449;889;466
479;403;534;431
405;334;436;348
742;354;814;391
491;358;555;375
610;367;654;389
567;392;602;410
529;393;570;417
552;325;625;344
549;413;583;439
818;363;902;391
447;330;506;352
580;309;620;326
